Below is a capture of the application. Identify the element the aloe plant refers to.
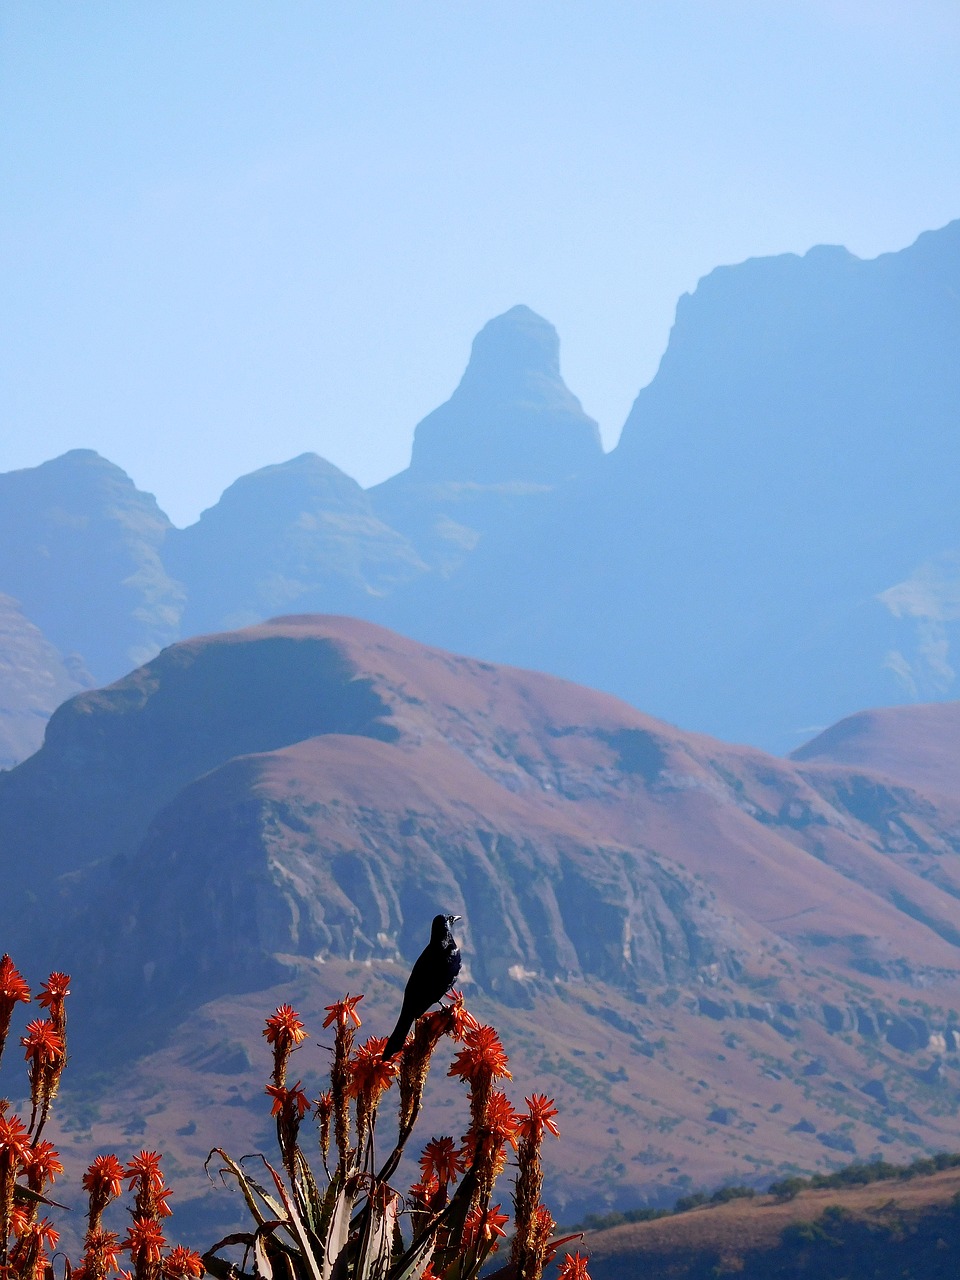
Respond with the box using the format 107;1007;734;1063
201;993;588;1280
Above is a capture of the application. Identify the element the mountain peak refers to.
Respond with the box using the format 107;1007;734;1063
407;305;602;483
458;304;563;394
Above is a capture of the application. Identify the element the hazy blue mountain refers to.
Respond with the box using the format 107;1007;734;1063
369;304;602;571
0;449;183;684
165;452;426;637
406;303;602;484
0;593;93;769
2;223;960;755
384;221;960;751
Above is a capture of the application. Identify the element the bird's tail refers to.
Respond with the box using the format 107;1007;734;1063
382;1020;411;1061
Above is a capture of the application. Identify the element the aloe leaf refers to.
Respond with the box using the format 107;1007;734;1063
244;1174;292;1226
264;1159;325;1280
254;1234;275;1280
356;1190;398;1280
201;1234;258;1280
320;1178;357;1280
207;1149;276;1230
12;1185;69;1211
386;1231;434;1280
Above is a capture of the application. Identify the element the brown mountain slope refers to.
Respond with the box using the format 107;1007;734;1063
792;700;960;796
4;616;960;1229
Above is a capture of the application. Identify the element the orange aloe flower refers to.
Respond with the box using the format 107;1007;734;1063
556;1251;591;1279
126;1151;172;1225
124;1217;167;1265
419;1136;465;1187
0;956;30;1001
322;993;363;1029
83;1154;127;1234
265;1082;312;1118
125;1151;165;1191
460;1088;518;1196
346;1036;398;1103
263;1005;308;1049
162;1246;204;1278
408;1172;441;1208
485;1089;521;1147
20;1019;63;1067
0;1112;31;1165
448;1024;512;1085
0;955;31;1052
26;1140;63;1192
444;990;480;1040
264;1003;308;1089
462;1203;510;1252
518;1094;560;1143
37;974;70;1012
419;990;479;1043
152;1184;174;1220
83;1154;126;1200
0;1110;30;1249
19;1217;59;1251
81;1227;124;1277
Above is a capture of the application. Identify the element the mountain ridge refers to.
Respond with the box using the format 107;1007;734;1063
2;218;960;761
5;616;960;1227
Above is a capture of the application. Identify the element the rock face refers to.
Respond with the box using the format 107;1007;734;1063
5;615;960;1028
165;453;426;637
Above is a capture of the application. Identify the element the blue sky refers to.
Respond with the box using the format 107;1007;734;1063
2;1;959;526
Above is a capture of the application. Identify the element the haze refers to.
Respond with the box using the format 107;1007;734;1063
2;1;960;526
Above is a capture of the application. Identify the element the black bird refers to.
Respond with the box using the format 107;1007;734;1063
382;914;462;1059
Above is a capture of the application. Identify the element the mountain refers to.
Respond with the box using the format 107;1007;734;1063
403;304;602;485
4;618;960;1227
791;701;960;796
368;305;602;571
385;220;960;752
0;449;183;684
165;453;426;637
3;220;960;758
0;593;92;768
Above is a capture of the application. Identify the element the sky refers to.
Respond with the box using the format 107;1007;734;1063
2;1;960;528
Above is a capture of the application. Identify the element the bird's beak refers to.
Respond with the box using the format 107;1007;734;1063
451;915;462;923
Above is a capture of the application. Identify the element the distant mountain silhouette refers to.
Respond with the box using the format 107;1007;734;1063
405;304;602;484
166;453;425;637
381;220;960;751
0;593;92;768
368;304;602;571
790;700;960;796
0;449;182;683
2;221;960;758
